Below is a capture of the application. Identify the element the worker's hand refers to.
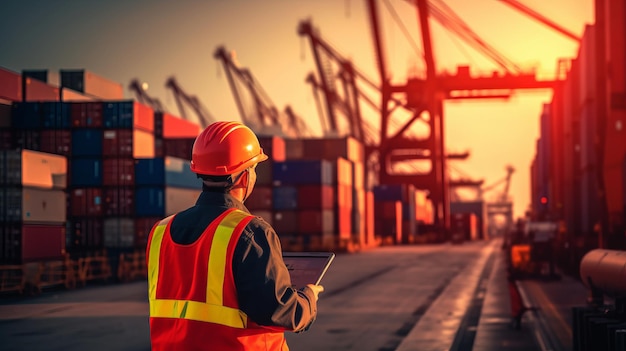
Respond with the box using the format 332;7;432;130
306;284;325;302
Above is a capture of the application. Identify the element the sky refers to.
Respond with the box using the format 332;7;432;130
0;0;594;219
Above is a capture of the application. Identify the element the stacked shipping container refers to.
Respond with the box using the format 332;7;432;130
0;150;67;264
532;8;626;274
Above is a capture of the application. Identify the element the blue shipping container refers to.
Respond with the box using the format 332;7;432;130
103;101;135;129
273;186;298;210
135;187;165;217
272;160;333;185
42;102;70;129
71;129;103;156
11;102;41;129
373;184;408;202
70;158;102;186
134;157;200;189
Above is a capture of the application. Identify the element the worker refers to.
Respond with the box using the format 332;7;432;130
146;121;324;350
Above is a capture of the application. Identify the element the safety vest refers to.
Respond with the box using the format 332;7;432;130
147;208;290;351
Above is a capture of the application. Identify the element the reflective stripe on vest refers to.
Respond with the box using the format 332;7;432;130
148;209;252;328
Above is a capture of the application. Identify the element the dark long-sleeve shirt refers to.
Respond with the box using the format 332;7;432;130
167;189;318;332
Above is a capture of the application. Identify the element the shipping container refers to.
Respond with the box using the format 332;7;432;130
0;149;67;189
134;156;200;189
71;129;103;156
39;129;72;156
375;200;402;244
298;209;334;234
103;187;134;216
1;187;66;223
0;224;21;264
0;66;22;102
300;136;364;163
23;77;59;102
162;137;195;160
101;128;155;158
41;102;71;129
10;130;41;150
297;185;334;210
70;188;102;216
103;218;135;248
11;102;42;129
273;160;333;186
70;101;103;128
60;69;123;100
70;157;102;187
103;100;154;132
102;157;135;186
66;218;104;254
154;112;200;138
22;224;66;262
272;186;298;210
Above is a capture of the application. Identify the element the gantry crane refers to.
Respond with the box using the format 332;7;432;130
363;0;561;236
483;165;515;237
164;76;215;129
128;78;165;113
214;46;298;137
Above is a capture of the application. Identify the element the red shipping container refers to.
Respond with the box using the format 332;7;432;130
103;187;134;216
103;158;135;186
0;67;22;101
245;186;273;210
40;129;72;156
71;102;103;128
298;209;334;234
70;188;103;216
258;136;286;162
163;138;195;160
135;217;161;249
24;78;59;102
103;129;133;157
157;112;200;138
297;185;334;210
21;224;66;262
273;211;298;234
365;191;375;245
375;200;402;220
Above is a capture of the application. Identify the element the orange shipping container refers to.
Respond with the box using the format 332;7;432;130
365;191;375;246
24;78;59;102
258;136;286;162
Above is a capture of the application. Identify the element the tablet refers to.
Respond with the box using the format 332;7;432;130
283;252;335;290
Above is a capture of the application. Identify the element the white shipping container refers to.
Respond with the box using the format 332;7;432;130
103;218;135;248
8;187;67;224
165;187;201;215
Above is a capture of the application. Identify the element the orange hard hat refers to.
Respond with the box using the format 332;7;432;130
190;121;268;176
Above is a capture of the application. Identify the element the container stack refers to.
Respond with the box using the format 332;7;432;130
373;183;418;244
0;149;68;264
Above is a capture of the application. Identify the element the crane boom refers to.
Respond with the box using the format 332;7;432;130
128;79;165;113
499;0;581;42
164;77;215;129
